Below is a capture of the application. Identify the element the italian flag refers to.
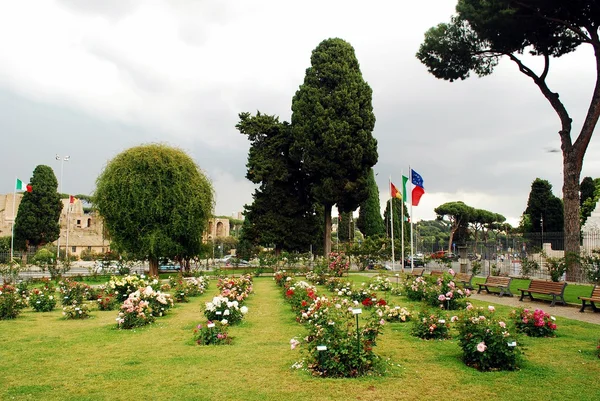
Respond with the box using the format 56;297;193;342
16;178;32;192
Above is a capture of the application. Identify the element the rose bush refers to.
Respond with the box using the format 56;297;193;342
454;305;521;371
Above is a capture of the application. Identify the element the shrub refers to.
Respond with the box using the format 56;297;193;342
116;295;155;329
283;280;318;317
404;276;429;301
217;274;253;303
106;274;156;302
545;257;569;282
510;307;557;337
138;286;174;317
327;252;349;277
454;305;521;371
368;276;392;292
411;310;451;340
582;250;600;283
58;279;92;306
293;296;385;377
204;296;248;325
0;284;26;319
193;321;231;345
62;303;91;319
520;257;540;279
28;287;57;312
380;305;411;322
273;271;295;287
96;291;119;311
425;272;470;310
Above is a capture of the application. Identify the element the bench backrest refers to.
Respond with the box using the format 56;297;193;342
485;276;511;286
528;279;567;293
454;272;472;282
410;268;424;276
430;270;444;277
588;284;600;299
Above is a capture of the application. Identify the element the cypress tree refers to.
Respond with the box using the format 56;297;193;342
14;165;62;251
357;169;385;238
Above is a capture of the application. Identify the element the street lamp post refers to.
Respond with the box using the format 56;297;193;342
55;154;70;261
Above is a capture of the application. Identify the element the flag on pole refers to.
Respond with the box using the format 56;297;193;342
411;169;425;206
402;175;409;201
15;178;32;192
390;182;402;200
69;195;77;204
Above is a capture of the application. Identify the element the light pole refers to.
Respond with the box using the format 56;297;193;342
55;154;70;261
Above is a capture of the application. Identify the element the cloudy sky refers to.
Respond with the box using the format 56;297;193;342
1;0;598;226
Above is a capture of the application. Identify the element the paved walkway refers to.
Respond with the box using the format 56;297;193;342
470;291;600;325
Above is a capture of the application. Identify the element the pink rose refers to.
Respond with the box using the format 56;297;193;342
499;321;506;328
488;305;495;312
476;342;487;352
290;338;300;350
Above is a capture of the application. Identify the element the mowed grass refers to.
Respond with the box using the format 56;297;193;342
0;277;599;401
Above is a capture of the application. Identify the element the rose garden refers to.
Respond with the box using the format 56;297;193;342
1;253;599;401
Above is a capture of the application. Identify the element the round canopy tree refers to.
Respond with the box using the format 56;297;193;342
95;144;214;276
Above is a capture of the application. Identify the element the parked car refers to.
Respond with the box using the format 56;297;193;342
404;254;425;267
159;261;181;272
219;255;249;266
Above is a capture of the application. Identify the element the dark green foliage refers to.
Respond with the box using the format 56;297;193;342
435;201;475;251
337;211;354;242
418;220;451;252
14;165;62;250
524;178;564;233
94;144;213;275
580;177;599;225
580;177;595;206
383;198;409;248
291;38;378;254
236;112;321;253
356;169;385;238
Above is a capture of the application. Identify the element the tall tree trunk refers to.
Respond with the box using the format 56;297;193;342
563;150;583;281
324;203;332;256
149;257;158;277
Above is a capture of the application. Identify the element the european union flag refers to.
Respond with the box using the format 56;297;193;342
411;169;424;189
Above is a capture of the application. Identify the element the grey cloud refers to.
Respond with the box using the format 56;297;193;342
57;0;138;20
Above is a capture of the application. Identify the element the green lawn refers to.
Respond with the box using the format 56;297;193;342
1;276;599;400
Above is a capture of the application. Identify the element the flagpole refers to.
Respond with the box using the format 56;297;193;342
66;201;70;261
389;176;395;270
409;166;414;271
10;178;17;262
401;170;405;272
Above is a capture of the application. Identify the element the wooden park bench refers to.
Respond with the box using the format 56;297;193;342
477;276;513;297
518;279;567;307
579;284;600;312
409;268;425;277
430;270;444;277
454;272;474;290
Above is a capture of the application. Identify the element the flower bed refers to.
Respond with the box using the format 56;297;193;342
454;305;521;371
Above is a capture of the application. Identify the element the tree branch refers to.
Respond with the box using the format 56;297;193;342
507;53;573;150
573;29;600;160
